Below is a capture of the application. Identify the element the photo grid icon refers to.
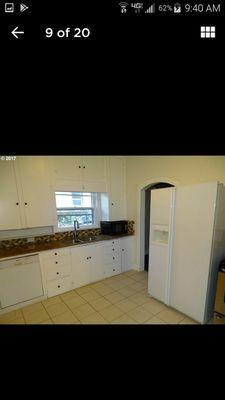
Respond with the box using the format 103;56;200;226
200;26;216;38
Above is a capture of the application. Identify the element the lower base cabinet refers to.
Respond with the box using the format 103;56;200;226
71;246;92;289
43;236;134;297
121;237;135;272
0;237;135;312
71;243;105;288
47;276;72;297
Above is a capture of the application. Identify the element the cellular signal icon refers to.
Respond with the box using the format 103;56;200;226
145;3;155;13
119;2;128;13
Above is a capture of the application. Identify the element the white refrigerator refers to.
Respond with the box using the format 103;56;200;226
148;182;225;324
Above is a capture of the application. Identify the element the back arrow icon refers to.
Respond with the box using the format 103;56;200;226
11;27;24;39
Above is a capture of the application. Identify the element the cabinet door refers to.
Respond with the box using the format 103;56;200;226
82;157;106;182
121;237;134;272
51;156;83;181
0;161;22;230
109;157;126;220
82;157;107;192
47;276;72;298
17;157;56;228
89;244;104;283
71;246;92;288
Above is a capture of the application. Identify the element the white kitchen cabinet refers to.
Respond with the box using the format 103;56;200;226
0;157;56;230
17;157;56;228
47;276;72;298
0;161;22;230
103;239;122;277
49;156;83;181
82;157;106;191
121;236;135;272
108;157;126;220
89;244;105;283
71;246;91;288
71;244;104;288
39;248;72;298
50;156;107;193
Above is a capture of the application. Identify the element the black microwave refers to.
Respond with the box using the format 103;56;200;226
100;220;128;236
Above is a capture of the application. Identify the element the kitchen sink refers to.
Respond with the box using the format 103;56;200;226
72;236;98;244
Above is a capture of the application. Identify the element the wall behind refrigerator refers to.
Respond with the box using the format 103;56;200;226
125;156;225;268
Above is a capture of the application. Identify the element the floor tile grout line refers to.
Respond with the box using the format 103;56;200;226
42;299;72;319
0;271;198;325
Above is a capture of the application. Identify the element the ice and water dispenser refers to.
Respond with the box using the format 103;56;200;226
151;225;169;245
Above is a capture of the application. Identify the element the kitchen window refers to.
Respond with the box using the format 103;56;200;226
55;191;101;229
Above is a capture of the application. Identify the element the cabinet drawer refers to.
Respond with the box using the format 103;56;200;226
47;276;72;298
43;255;71;270
111;264;121;276
46;264;71;282
41;248;71;259
103;252;121;265
104;263;121;278
103;243;120;255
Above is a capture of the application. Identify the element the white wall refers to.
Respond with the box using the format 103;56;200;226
125;156;225;268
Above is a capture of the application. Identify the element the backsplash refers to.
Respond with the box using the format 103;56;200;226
0;221;135;250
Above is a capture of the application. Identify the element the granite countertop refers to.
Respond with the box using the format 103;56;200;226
0;234;134;260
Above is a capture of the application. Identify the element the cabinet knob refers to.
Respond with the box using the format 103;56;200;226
58;285;60;288
113;257;115;260
83;166;85;169
111;203;114;206
112;241;114;244
86;257;89;260
24;202;28;205
78;166;81;168
56;272;59;275
16;202;19;205
112;248;114;251
55;253;57;255
122;249;124;251
55;261;58;264
113;269;115;271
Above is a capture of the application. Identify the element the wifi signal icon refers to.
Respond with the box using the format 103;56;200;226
119;2;128;13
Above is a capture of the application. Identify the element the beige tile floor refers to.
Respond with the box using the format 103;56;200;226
0;269;218;325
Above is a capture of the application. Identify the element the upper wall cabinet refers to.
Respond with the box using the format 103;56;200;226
49;156;107;193
0;157;56;230
0;161;22;230
108;157;126;220
17;157;56;228
50;156;83;181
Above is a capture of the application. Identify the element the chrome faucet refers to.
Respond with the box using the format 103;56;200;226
73;219;80;242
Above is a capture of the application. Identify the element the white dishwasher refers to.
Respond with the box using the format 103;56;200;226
0;254;44;308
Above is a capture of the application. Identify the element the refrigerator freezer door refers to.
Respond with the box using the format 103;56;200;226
170;182;218;323
148;187;175;304
148;243;169;302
